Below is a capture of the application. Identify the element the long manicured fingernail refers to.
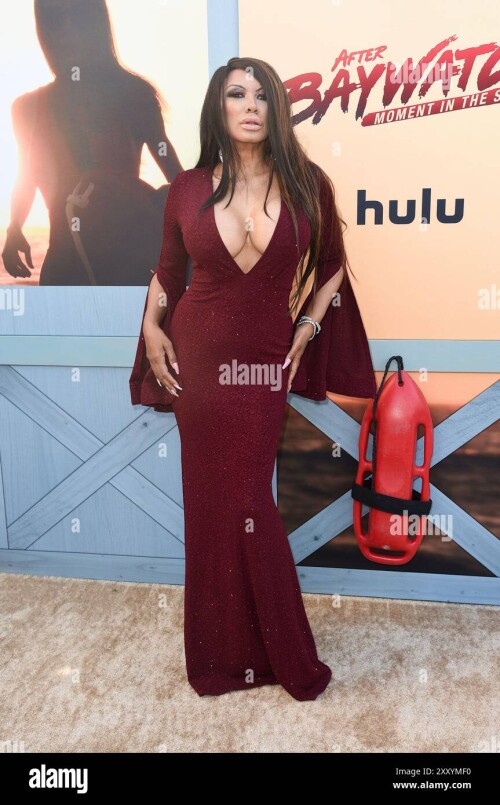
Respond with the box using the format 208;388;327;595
172;362;179;374
174;383;182;390
282;357;291;369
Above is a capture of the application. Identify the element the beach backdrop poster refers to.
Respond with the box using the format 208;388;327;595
0;0;207;286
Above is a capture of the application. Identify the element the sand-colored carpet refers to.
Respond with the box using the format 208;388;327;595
0;573;498;753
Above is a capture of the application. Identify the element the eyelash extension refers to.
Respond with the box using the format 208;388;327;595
227;91;267;100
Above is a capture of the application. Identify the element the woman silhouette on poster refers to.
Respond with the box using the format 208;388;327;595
2;0;183;285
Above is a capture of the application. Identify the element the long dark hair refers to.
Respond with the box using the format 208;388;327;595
195;56;355;316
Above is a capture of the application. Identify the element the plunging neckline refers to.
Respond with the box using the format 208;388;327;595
206;168;283;276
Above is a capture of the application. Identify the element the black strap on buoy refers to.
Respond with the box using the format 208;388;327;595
351;481;432;515
351;355;432;516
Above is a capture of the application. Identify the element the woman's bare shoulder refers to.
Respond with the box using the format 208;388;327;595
11;83;52;121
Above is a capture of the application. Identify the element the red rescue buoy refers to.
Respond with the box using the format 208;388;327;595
351;356;434;565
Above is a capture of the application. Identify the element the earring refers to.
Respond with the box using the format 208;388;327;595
218;148;223;162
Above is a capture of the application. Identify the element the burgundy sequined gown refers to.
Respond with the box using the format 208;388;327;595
130;165;377;701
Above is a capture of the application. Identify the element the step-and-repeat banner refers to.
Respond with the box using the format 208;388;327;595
238;0;500;573
240;0;499;347
0;0;498;576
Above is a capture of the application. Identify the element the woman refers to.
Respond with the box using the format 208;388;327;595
130;57;377;701
2;0;182;285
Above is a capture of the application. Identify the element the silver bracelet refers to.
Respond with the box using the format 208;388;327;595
296;315;321;341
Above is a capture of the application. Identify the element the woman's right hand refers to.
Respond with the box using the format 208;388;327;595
143;321;182;397
2;227;33;278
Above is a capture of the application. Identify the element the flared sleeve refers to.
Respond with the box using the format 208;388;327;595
129;171;190;412
289;166;377;400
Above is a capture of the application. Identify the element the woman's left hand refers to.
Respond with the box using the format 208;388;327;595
282;322;315;392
